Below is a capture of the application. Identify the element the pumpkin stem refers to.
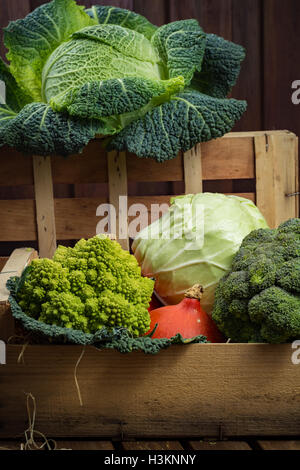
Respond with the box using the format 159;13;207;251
184;284;204;301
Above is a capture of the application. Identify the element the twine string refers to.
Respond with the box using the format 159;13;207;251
23;393;57;451
74;346;86;407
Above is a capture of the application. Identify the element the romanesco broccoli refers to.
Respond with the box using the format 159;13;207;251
17;236;154;336
212;218;300;343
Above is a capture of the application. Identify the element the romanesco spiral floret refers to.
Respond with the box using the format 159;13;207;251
17;259;70;319
17;236;154;336
40;292;88;332
212;219;300;343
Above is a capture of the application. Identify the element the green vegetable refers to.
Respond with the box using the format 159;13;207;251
132;193;268;314
212;218;300;343
17;236;154;336
0;0;246;160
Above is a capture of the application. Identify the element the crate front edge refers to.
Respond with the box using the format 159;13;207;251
0;342;299;439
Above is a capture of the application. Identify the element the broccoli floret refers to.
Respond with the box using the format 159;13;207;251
17;236;154;337
249;287;300;343
248;255;277;293
212;218;300;343
219;271;250;302
277;259;300;294
213;286;259;342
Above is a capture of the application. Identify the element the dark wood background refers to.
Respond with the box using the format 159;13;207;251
0;0;299;254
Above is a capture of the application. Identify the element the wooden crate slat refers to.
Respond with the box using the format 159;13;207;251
108;151;129;250
33;156;57;258
0;258;8;271
257;440;300;450
0;248;38;341
226;130;293;137
1;343;300;439
0;193;256;242
184;145;203;194
121;441;184;451
0;133;259;187
0;200;36;241
55;196;170;241
255;132;299;228
55;440;115;450
48;148;184;185
0;248;38;302
52;137;255;182
189;440;252;451
201;136;255;180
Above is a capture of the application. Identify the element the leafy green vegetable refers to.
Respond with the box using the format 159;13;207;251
132;193;268;313
17;235;154;337
0;0;246;159
212;219;300;343
7;279;209;352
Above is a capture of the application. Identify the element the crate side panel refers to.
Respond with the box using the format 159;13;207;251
0;344;299;439
39;135;256;185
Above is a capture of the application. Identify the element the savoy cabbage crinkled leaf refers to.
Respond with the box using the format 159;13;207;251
0;0;247;160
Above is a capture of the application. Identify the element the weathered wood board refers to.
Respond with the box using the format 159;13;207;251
0;343;299;439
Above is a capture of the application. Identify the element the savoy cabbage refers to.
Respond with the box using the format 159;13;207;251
0;0;247;160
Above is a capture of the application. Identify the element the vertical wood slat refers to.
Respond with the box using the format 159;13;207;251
0;248;38;341
107;151;129;251
32;156;57;258
184;145;203;194
255;132;299;228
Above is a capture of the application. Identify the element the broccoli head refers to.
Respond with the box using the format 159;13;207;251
17;236;154;336
212;218;300;343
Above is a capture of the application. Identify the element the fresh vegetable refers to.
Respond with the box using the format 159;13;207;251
133;193;268;314
0;0;246;160
17;236;154;336
148;285;224;342
212;218;300;343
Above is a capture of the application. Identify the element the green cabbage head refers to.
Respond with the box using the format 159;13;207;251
132;193;268;313
0;0;247;160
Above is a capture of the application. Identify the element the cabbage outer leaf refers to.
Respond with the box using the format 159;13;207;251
86;5;157;40
108;90;247;161
0;102;99;156
50;76;184;123
151;20;206;86
0;58;32;112
191;34;246;98
4;0;95;101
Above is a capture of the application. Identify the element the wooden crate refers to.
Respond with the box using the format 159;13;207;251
0;130;298;256
0;130;299;439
